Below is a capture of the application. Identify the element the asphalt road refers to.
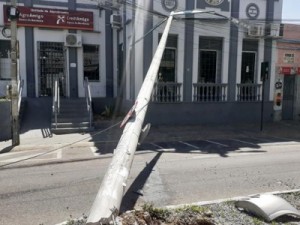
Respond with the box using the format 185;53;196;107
1;135;300;225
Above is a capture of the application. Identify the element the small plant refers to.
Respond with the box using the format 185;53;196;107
142;203;171;220
100;105;114;118
252;217;263;225
175;205;207;214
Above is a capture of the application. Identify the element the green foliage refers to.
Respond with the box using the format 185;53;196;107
100;105;114;118
142;203;171;220
252;217;263;225
175;205;207;214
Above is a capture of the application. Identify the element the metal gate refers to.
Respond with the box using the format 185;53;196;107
38;42;66;96
282;75;295;120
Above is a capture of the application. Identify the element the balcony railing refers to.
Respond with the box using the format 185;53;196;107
193;83;227;102
152;82;182;103
237;83;262;102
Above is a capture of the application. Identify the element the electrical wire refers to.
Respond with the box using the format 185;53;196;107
0;120;123;168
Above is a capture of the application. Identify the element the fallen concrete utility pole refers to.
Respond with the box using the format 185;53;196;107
87;9;236;225
86;12;175;225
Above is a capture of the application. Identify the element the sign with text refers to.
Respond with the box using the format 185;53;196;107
280;67;291;75
3;5;93;31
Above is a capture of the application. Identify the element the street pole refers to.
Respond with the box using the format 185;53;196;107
87;9;238;224
10;0;20;146
86;12;175;225
260;62;269;131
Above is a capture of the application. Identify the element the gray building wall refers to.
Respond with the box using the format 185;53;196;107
146;102;273;126
0;101;11;141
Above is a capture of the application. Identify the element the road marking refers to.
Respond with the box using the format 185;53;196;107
264;135;295;141
205;140;228;147
260;141;300;146
0;152;59;163
178;141;199;149
0;150;41;158
191;151;264;160
150;143;165;149
231;139;257;146
150;143;176;152
90;147;100;156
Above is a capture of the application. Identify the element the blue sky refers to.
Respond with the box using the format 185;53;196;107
282;0;300;23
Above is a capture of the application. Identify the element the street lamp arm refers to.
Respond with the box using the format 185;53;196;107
132;17;168;46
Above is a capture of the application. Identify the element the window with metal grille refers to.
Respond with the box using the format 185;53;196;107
83;45;99;81
38;42;65;96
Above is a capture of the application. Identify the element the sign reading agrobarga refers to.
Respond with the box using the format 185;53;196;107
3;5;93;31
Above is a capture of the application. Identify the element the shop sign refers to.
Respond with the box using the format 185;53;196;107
280;67;291;74
3;5;93;31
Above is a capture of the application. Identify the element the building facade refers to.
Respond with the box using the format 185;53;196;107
276;24;300;121
116;0;284;125
0;0;112;99
0;0;286;126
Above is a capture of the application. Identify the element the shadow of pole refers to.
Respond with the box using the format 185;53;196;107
120;151;163;212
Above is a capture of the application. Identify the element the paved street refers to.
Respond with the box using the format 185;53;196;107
1;122;300;225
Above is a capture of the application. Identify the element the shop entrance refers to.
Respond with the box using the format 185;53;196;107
38;42;66;96
282;75;295;120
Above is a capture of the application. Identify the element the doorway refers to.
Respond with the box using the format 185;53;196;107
38;42;66;96
282;75;295;120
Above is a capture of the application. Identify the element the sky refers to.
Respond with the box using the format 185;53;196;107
282;0;300;24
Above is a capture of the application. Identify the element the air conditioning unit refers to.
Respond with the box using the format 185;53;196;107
65;34;82;47
248;25;264;37
110;14;122;29
266;23;284;38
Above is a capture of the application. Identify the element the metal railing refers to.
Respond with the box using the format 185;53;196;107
52;78;60;129
193;83;228;102
84;77;92;128
152;82;182;103
237;83;262;102
17;79;24;113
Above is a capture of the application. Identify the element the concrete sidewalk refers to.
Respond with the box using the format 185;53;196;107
1;120;300;154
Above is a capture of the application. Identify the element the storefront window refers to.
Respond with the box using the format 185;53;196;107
83;45;99;81
0;40;11;80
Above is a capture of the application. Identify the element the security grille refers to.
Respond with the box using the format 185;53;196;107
38;42;65;96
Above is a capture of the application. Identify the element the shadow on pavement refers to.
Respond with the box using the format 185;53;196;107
120;151;163;212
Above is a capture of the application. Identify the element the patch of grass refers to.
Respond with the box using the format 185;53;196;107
101;105;114;118
142;203;171;220
252;217;264;225
175;205;207;214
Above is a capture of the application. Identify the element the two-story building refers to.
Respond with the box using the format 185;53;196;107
116;0;283;125
0;0;284;130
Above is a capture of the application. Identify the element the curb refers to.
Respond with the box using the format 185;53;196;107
165;189;300;209
55;189;300;225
